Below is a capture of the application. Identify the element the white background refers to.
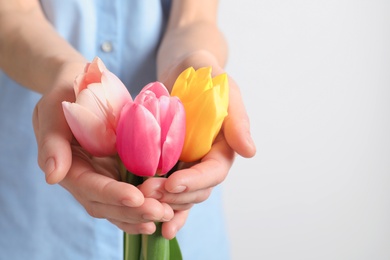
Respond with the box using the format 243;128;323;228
219;1;390;259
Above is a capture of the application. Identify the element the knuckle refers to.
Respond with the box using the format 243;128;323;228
196;188;213;203
168;196;181;205
85;203;102;219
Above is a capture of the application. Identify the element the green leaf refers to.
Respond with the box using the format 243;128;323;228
169;237;183;260
124;232;141;260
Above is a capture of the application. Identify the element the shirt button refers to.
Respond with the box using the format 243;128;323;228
101;42;113;53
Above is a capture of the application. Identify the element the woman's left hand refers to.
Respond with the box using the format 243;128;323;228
139;51;256;239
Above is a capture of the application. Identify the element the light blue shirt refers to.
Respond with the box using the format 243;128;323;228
0;1;230;259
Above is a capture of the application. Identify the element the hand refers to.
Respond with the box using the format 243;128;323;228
159;50;256;158
138;132;234;239
32;65;174;236
60;145;174;235
140;50;256;238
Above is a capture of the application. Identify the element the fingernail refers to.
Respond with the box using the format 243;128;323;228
247;135;257;153
122;199;139;207
248;135;256;148
171;185;186;193
162;207;173;222
44;158;55;182
45;157;55;174
139;227;154;235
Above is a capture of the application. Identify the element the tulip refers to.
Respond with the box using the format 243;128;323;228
171;67;229;162
62;57;132;156
116;82;185;177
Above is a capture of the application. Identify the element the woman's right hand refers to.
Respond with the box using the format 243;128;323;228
32;64;174;235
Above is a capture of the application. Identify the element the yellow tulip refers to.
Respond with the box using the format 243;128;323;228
171;67;229;162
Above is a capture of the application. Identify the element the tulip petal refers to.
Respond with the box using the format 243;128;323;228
158;96;173;142
74;57;106;94
212;73;229;109
171;67;213;102
84;57;106;84
75;83;113;126
179;86;228;162
193;67;214;92
159;98;186;174
170;67;193;100
74;74;87;95
62;101;116;156
171;67;229;162
116;103;161;177
135;90;160;123
142;82;169;98
101;70;133;119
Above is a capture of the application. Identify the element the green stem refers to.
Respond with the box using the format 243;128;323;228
119;161;144;260
141;222;170;260
124;232;141;260
118;162;182;260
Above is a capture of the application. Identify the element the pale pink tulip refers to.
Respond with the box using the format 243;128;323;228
116;82;186;177
62;57;132;156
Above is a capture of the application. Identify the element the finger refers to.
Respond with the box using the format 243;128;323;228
33;88;75;184
167;203;193;211
223;76;256;158
61;148;144;207
140;179;211;207
164;135;235;193
109;220;156;235
139;178;200;210
161;189;212;207
84;199;173;224
137;177;166;200
161;210;190;240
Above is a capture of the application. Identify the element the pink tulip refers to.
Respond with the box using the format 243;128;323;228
116;82;186;177
62;57;132;156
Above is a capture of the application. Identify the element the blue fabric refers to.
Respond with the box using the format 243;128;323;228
0;1;230;259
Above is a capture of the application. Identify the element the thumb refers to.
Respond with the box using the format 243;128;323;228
32;89;73;184
223;76;256;158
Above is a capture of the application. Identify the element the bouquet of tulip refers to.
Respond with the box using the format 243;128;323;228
62;57;229;260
